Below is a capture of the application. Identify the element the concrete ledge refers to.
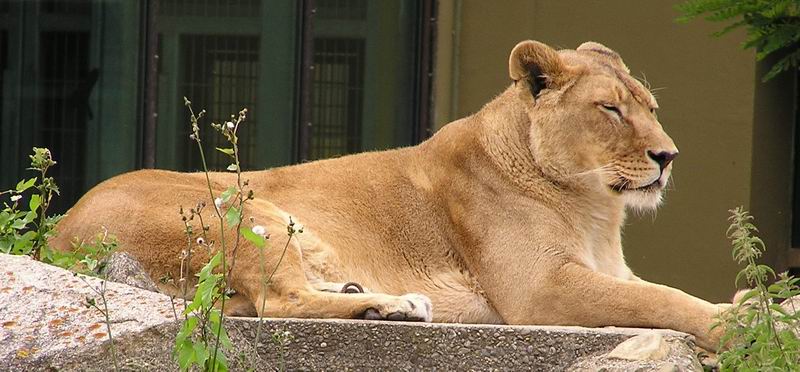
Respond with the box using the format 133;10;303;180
1;254;701;371
46;318;697;371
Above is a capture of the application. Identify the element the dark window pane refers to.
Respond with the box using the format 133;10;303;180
306;0;421;160
159;0;261;18
38;31;91;212
310;38;364;160
41;0;91;15
179;35;259;171
316;0;367;20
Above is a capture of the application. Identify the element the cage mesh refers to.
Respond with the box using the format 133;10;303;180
179;35;259;171
310;38;365;160
1;30;6;150
38;31;91;212
160;0;261;18
316;0;367;20
41;0;91;15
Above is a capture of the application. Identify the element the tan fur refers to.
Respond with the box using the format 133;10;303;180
53;40;725;349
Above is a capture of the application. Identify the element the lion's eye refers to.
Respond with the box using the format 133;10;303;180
600;104;622;119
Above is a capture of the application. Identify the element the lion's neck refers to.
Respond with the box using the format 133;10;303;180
475;88;629;264
475;88;598;199
474;89;561;197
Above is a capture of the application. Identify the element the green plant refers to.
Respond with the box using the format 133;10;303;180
0;148;64;261
245;219;300;372
677;0;800;81
175;248;231;372
174;99;238;372
174;99;302;371
271;329;294;372
2;148;121;370
714;207;800;371
74;230;121;372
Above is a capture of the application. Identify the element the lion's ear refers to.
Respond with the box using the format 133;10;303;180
576;41;630;73
509;40;568;98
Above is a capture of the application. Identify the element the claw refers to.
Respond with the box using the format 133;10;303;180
363;308;382;320
340;281;364;294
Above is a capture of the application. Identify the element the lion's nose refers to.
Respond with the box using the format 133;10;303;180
647;150;678;171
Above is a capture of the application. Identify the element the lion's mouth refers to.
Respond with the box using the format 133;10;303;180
609;179;662;194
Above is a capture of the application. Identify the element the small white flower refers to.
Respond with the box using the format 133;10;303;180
251;225;267;237
10;195;21;202
214;197;223;211
293;223;304;233
196;237;205;245
226;121;235;129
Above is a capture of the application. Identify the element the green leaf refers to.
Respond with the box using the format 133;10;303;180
13;230;37;255
11;217;30;230
215;147;234;156
210;347;229;372
240;227;266;248
736;288;759;305
29;194;41;213
0;211;11;227
193;342;209;369
176;341;196;371
0;236;14;254
22;211;37;224
225;206;241;227
768;303;789;316
175;316;198;347
220;187;236;203
226;164;239;172
15;178;37;193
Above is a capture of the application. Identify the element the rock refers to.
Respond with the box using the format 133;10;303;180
606;331;670;361
0;253;183;371
101;252;159;292
0;253;704;371
655;362;679;372
569;330;703;372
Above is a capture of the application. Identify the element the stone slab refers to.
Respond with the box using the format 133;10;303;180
0;253;700;371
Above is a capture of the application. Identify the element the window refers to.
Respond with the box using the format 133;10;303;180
0;0;433;213
178;35;260;170
311;38;365;159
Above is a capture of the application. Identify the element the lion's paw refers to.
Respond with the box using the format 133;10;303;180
363;293;433;322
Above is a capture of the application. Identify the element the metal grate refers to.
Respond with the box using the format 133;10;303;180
41;0;91;15
179;35;259;171
310;38;365;160
316;0;367;20
160;0;261;17
1;30;5;150
38;31;91;212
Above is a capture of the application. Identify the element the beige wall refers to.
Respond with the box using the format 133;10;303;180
434;0;759;302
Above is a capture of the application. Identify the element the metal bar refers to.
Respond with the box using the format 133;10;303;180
296;0;315;162
141;0;159;168
414;0;436;143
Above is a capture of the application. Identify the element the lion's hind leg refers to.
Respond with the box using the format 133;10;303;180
234;242;433;321
231;208;433;322
254;288;433;322
311;281;371;294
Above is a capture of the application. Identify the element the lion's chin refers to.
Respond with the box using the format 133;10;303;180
621;189;664;211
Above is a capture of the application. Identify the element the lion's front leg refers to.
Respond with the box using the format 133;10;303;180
514;262;725;350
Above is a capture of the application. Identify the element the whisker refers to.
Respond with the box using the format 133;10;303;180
567;163;616;179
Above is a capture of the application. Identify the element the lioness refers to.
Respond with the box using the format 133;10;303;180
54;40;724;350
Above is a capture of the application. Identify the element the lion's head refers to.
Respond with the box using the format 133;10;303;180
508;40;678;210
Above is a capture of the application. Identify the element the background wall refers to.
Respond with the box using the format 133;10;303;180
434;0;759;302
